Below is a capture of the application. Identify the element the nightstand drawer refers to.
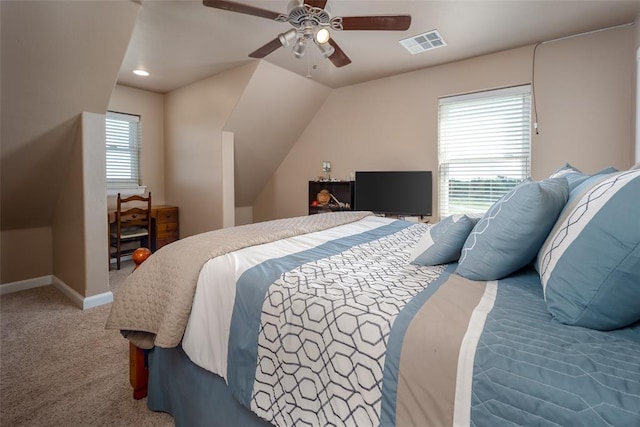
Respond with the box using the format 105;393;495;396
157;229;178;239
150;205;179;252
156;222;178;233
156;209;178;224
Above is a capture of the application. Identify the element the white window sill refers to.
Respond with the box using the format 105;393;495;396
107;186;147;197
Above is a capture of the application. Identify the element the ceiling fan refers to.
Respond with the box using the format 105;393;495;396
202;0;412;68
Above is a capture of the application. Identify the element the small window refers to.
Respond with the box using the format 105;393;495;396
105;111;142;193
438;85;531;218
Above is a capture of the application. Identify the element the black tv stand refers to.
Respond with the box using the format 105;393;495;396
308;181;355;215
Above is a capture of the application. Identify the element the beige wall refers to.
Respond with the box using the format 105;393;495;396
225;61;331;209
52;113;109;299
255;25;635;222
164;62;257;237
52;117;85;295
107;85;166;208
532;26;634;175
0;227;52;284
1;0;139;287
164;60;330;236
81;112;109;298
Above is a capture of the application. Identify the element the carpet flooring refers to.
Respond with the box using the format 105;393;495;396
0;262;174;426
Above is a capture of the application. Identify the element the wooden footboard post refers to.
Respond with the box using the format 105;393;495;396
130;342;149;399
129;248;152;400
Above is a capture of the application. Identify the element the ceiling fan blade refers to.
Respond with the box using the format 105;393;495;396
304;0;328;9
202;0;281;20
339;15;411;31
327;38;351;68
248;37;283;58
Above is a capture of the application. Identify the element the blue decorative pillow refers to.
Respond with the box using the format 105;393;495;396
549;163;589;191
549;164;619;193
456;178;569;281
409;214;481;266
537;169;640;330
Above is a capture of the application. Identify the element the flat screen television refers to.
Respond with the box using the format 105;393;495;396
354;171;432;216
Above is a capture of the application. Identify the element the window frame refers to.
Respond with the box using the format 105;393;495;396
105;111;145;196
437;85;532;219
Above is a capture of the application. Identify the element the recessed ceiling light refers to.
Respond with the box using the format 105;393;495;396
133;69;150;77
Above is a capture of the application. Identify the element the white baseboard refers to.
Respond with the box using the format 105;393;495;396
51;276;113;310
0;275;52;296
83;290;114;309
1;275;113;310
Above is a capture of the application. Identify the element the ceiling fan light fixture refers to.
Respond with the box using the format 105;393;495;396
317;40;335;58
315;28;330;44
293;37;307;58
278;28;298;47
202;0;411;69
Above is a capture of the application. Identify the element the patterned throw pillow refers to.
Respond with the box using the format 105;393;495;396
409;214;481;266
537;169;640;330
456;178;569;281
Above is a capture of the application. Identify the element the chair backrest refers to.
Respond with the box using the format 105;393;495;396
116;193;152;238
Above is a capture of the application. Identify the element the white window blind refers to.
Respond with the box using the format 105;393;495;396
438;85;531;218
106;111;141;190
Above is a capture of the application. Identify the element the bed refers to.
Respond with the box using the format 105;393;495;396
106;166;640;427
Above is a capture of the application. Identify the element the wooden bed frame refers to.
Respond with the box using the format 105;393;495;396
128;248;152;400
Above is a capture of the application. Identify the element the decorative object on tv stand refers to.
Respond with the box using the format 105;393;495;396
308;180;355;215
330;192;348;209
322;161;331;181
316;189;331;205
313;189;349;209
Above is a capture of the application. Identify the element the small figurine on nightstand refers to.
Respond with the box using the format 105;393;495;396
322;161;331;181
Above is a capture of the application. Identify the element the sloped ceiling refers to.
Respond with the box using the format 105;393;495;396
225;60;331;207
118;0;640;93
0;0;140;230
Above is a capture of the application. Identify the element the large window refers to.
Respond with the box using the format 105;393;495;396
438;85;531;218
105;111;141;192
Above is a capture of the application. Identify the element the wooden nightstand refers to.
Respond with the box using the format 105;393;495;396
151;205;179;251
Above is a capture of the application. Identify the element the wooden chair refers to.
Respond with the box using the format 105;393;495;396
110;193;151;270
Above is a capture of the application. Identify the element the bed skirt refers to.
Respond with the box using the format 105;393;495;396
147;346;273;427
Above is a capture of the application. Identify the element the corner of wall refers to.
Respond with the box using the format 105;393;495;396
52;116;86;295
51;112;109;300
80;112;109;298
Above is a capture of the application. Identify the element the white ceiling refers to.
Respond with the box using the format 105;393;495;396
118;0;640;93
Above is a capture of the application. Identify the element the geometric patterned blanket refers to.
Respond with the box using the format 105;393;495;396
106;211;372;349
